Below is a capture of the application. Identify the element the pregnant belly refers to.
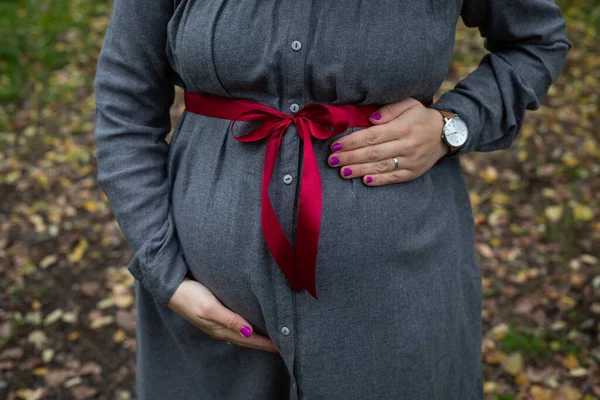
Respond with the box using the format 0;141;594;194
168;113;477;330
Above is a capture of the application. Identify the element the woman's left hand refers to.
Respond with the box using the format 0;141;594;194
327;97;450;186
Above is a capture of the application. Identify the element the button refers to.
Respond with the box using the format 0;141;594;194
283;174;293;185
291;40;302;51
281;326;290;335
289;103;300;113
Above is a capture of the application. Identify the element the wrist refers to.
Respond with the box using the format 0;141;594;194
429;108;452;158
431;107;462;157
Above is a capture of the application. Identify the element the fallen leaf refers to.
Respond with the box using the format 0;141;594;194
1;347;24;360
27;331;47;350
501;352;523;376
71;385;98;400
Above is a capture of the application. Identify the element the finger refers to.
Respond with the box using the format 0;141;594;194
329;139;406;169
203;300;255;339
223;330;279;354
362;169;416;186
330;120;410;153
338;157;404;179
368;97;421;125
329;124;393;153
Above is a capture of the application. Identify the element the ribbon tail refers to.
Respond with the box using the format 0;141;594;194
261;127;301;292
295;119;322;299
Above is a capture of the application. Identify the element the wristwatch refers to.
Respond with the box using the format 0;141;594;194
435;109;469;155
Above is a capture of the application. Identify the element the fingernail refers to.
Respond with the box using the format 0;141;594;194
366;176;373;183
343;167;352;177
332;143;343;152
370;112;381;120
240;326;252;338
330;156;340;166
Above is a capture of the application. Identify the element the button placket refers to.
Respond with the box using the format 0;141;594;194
278;5;309;396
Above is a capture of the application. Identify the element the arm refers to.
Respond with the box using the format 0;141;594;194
429;0;572;158
93;0;188;306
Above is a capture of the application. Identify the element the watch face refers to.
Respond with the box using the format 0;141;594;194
443;116;468;147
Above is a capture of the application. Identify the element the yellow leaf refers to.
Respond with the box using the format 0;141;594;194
44;309;63;326
569;367;587;377
580;254;598;265
562;153;579;167
483;381;498;394
542;188;556;199
39;255;58;269
488;209;508;227
491;192;510;205
583;139;597;156
515;372;530;386
518;150;528;161
84;201;97;212
96;298;113;309
113;329;126;343
562;353;579;370
558;296;577;310
479;166;498;183
555;385;583;400
90;315;114;330
545;205;563;222
571;203;594;222
491;323;509;340
33;367;48;376
529;385;552;400
68;238;88;263
501;352;523;375
42;349;54;363
36;173;50;190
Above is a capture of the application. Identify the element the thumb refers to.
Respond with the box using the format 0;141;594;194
210;303;254;338
369;97;421;125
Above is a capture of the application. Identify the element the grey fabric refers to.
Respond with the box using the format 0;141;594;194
93;0;571;399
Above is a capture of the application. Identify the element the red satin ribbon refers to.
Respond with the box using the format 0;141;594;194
183;91;433;299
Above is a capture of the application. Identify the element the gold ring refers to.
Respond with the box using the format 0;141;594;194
392;157;399;170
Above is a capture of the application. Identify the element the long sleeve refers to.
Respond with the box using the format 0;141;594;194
93;0;188;306
429;0;572;158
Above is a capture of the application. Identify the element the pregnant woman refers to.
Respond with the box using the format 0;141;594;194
93;1;570;399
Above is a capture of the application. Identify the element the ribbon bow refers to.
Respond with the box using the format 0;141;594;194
183;91;381;299
230;103;354;299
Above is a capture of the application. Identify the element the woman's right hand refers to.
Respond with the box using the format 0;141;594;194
167;276;279;354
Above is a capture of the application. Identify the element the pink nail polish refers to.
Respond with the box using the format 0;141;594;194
370;112;381;120
240;326;252;337
330;156;340;166
366;176;373;183
332;143;343;152
343;167;352;177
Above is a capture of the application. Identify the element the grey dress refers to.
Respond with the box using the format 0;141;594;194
93;0;571;399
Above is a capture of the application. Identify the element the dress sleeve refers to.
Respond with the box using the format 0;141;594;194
93;0;188;306
429;0;572;158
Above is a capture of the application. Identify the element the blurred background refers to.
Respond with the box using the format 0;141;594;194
0;0;598;399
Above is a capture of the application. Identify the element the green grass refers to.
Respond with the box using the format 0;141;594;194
501;327;553;360
0;0;102;104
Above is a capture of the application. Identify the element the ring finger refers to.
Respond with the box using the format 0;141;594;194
336;155;406;179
